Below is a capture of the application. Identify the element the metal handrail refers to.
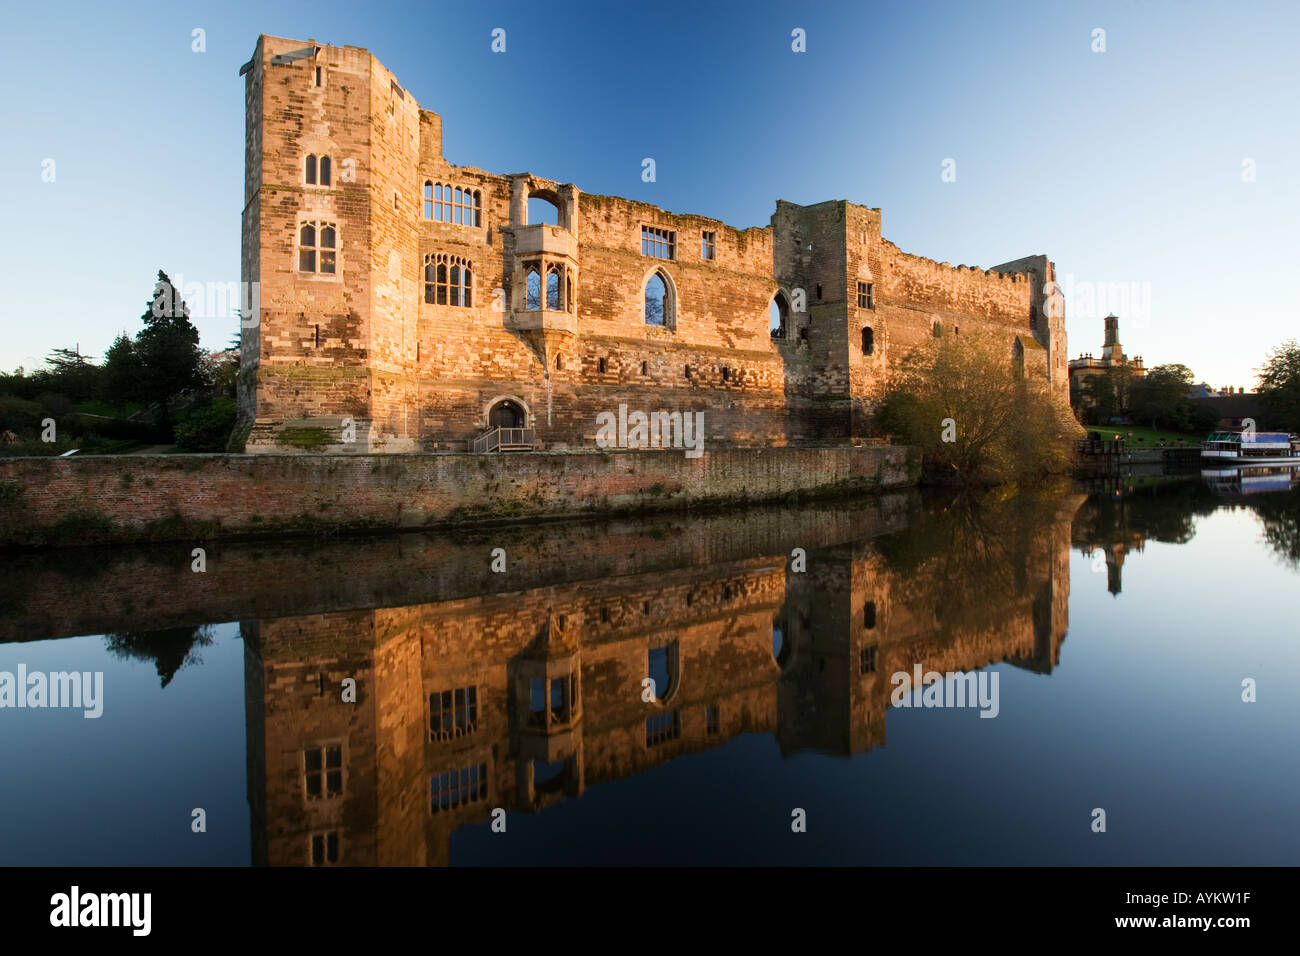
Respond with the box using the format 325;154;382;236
471;427;535;453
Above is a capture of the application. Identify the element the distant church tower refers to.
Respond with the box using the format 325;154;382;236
1101;314;1124;363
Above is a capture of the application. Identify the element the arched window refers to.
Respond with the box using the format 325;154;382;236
770;293;790;338
423;254;472;306
772;615;792;669
645;272;671;326
862;327;874;355
299;223;315;269
546;268;561;310
527;195;560;226
473;190;482;227
647;642;679;703
305;154;317;185
555;353;563;371
933;319;943;338
423;181;433;219
319;155;331;186
526;268;541;310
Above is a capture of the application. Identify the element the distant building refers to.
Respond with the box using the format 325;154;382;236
1068;314;1146;414
1190;391;1264;429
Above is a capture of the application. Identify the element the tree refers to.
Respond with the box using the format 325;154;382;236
1257;339;1300;433
877;331;1072;484
135;271;205;430
101;332;142;406
39;346;101;404
1129;363;1194;431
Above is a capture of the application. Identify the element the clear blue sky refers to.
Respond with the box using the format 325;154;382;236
1;0;1296;388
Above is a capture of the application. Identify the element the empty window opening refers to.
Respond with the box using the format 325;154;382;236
546;268;561;310
641;360;649;375
648;642;679;702
772;615;791;668
645;272;669;326
431;764;487;813
641;226;675;260
816;284;823;301
722;366;731;382
706;705;720;735
527;195;559;226
430;687;478;741
426;183;482;225
532;759;567;794
526;268;541;310
315;66;323;87
424;254;472;306
862;327;874;355
933;319;943;337
598;357;607;374
864;601;877;629
645;710;681;747
770;293;790;338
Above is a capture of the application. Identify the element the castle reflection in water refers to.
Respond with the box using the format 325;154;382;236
236;491;1082;866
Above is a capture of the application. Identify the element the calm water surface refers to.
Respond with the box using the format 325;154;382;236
2;475;1297;865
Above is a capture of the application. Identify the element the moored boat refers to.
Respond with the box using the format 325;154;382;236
1201;429;1300;463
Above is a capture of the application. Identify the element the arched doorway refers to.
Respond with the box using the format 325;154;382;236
489;400;526;429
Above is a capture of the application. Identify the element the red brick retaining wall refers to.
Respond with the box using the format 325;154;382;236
0;445;918;547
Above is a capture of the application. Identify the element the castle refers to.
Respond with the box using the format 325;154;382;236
238;35;1071;454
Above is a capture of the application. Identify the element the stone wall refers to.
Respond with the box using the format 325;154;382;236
0;445;919;547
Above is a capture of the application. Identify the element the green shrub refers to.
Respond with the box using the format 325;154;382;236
174;398;237;452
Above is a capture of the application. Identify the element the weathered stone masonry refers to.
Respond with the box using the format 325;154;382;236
239;34;1071;454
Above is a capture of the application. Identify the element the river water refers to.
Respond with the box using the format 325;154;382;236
2;473;1297;865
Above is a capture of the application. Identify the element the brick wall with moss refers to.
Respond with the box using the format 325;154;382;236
0;445;919;547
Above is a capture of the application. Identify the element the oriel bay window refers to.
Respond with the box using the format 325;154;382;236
424;253;473;306
521;259;570;312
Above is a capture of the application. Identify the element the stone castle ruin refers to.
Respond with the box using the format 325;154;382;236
238;35;1071;453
